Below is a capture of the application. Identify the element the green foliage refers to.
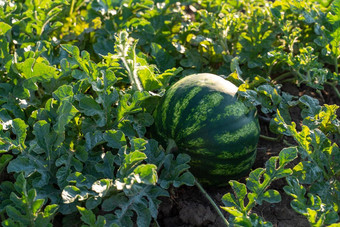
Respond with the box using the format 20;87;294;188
1;0;340;226
221;147;298;226
1;173;59;227
0;8;189;225
284;177;339;226
274;108;340;225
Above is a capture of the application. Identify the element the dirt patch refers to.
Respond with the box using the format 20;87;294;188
157;185;227;227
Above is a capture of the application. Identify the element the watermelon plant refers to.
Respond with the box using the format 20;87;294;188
153;73;260;185
1;0;340;226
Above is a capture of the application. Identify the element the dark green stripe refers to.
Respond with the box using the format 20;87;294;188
181;143;256;160
164;86;208;139
176;92;225;139
162;86;202;140
183;108;258;141
185;147;256;165
188;150;256;185
179;113;260;155
214;120;259;144
171;86;203;136
175;96;249;144
174;87;234;141
209;151;256;175
159;83;182;138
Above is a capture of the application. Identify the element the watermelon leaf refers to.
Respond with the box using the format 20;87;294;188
284;176;339;226
77;206;107;227
3;173;59;226
222;147;297;224
158;153;195;189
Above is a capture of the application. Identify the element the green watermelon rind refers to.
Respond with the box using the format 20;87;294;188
154;73;260;185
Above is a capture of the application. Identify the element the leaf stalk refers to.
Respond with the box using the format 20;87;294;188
195;180;229;226
260;134;282;142
272;72;294;83
326;81;340;99
69;0;75;17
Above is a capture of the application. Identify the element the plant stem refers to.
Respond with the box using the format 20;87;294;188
130;42;144;91
69;0;75;17
195;179;229;226
326;81;340;99
281;78;297;84
316;89;325;103
40;6;62;36
334;85;340;99
334;56;339;75
272;72;293;82
121;57;138;91
283;139;294;147
325;0;335;8
120;44;144;92
260;134;282;142
74;0;86;12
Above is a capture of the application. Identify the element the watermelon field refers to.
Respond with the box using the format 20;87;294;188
1;0;340;226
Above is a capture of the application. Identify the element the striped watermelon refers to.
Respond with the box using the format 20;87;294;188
154;73;260;185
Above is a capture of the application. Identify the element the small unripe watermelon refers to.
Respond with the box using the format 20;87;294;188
154;73;260;185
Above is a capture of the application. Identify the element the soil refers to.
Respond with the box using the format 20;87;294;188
156;82;340;227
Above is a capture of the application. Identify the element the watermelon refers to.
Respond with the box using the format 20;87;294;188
153;73;260;185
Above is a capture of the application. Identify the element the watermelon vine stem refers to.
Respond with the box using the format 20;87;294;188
69;0;75;16
326;81;340;99
283;139;294;147
271;72;294;83
165;139;229;225
195;180;229;226
115;31;144;92
259;134;281;142
120;41;144;92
